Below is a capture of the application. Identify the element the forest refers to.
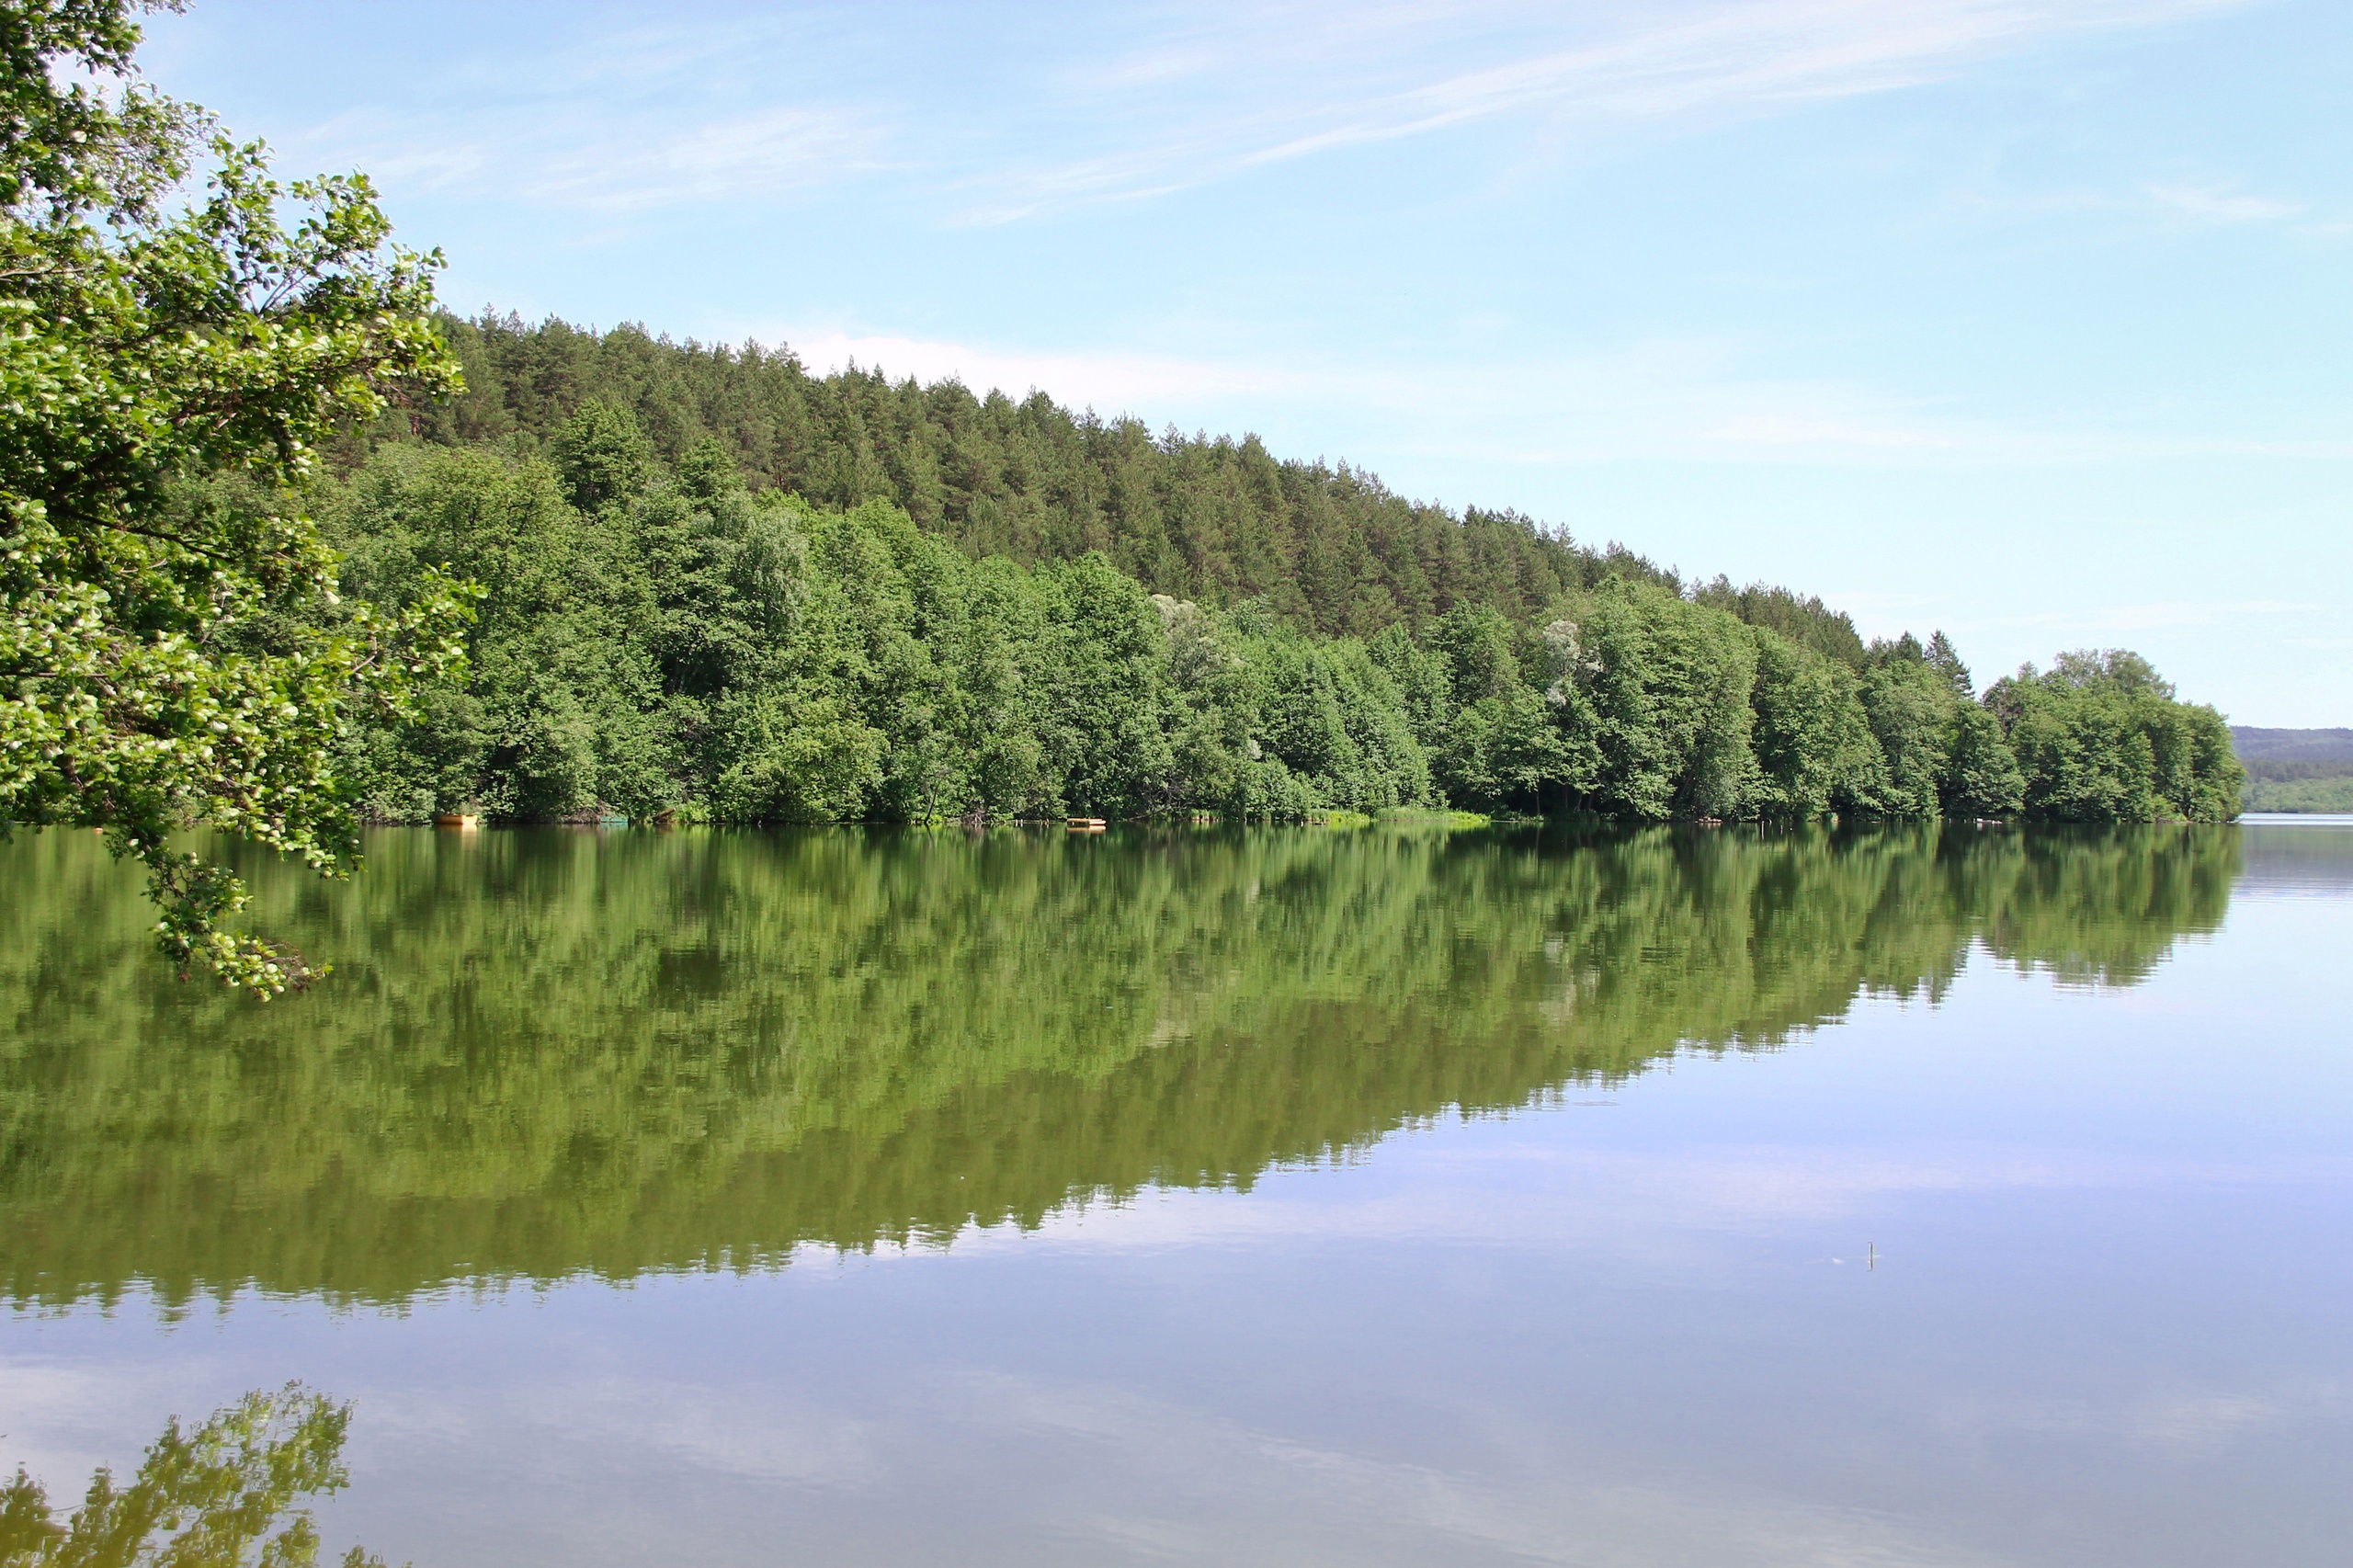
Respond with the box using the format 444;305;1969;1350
313;313;2245;827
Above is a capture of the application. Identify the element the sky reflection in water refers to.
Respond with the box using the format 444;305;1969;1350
2;823;2347;1567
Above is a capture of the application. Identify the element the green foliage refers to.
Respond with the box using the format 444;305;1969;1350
2241;757;2353;784
0;1383;389;1568
1404;605;1578;813
550;397;653;515
320;453;1462;824
0;821;2237;1306
2231;730;2353;812
0;3;466;994
2242;776;2353;813
1941;701;2026;818
1747;629;1876;817
0;2;197;224
1690;575;1867;668
380;313;1685;637
1987;650;2242;824
1552;579;1759;818
1861;658;1956;816
1925;631;1973;699
328;446;651;821
309;431;2242;828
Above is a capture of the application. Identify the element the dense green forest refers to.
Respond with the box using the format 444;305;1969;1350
375;314;1669;637
312;313;2243;826
0;822;2235;1307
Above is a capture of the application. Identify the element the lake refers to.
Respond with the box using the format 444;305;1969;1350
2;821;2347;1566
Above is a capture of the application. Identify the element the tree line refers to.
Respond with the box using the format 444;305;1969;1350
323;389;2244;826
0;5;2243;992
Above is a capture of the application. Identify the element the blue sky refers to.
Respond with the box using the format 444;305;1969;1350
142;1;2348;724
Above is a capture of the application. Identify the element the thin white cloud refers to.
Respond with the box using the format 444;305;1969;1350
2146;181;2304;222
767;324;1971;461
752;322;2347;470
300;99;884;213
1710;413;1967;450
273;0;2259;221
862;1133;2352;1266
1268;1;2185;149
969;0;2261;220
281;10;888;211
1995;599;2322;634
524;107;878;211
779;329;1324;415
2090;598;2314;631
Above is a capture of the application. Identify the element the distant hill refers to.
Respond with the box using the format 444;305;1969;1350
2231;727;2353;763
2232;729;2353;812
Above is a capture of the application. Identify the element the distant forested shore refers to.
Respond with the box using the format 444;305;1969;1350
2232;728;2353;813
313;312;2243;826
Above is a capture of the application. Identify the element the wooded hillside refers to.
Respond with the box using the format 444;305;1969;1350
307;326;2246;828
367;312;1873;663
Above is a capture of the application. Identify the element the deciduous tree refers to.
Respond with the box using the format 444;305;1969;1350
0;1;467;994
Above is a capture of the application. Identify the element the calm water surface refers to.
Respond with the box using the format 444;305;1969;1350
2;823;2348;1566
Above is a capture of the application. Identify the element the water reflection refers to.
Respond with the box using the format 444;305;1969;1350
0;1385;383;1568
0;823;2237;1309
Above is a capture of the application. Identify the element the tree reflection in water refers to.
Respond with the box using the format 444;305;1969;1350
0;821;2236;1309
0;1385;390;1568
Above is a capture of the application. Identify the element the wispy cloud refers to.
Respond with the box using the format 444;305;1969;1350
1980;599;2325;636
311;105;883;211
2086;598;2314;631
963;0;2260;220
763;324;1976;463
2146;181;2304;223
285;12;890;211
752;322;2347;472
522;107;878;211
274;0;2259;222
774;328;1324;415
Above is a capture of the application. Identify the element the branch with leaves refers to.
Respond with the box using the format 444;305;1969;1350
0;1;472;994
